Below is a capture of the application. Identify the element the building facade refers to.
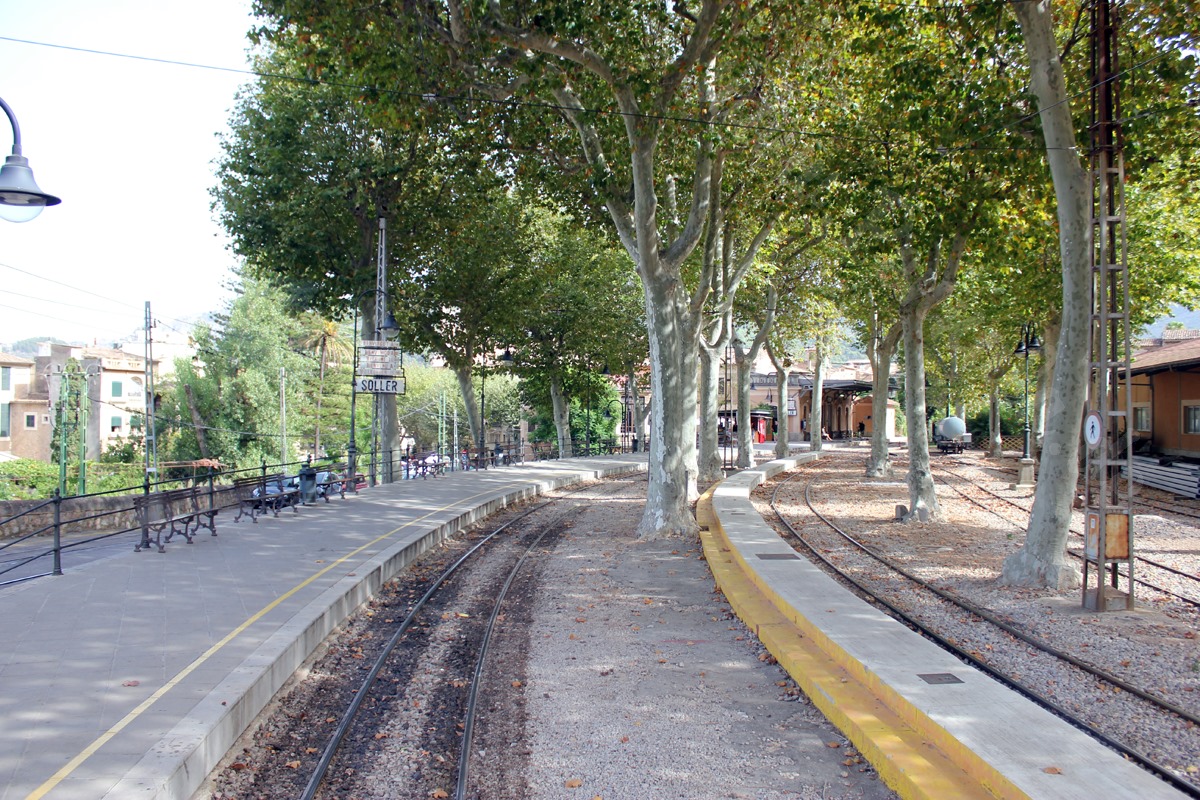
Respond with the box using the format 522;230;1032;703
0;352;51;460
36;343;155;462
1122;331;1200;459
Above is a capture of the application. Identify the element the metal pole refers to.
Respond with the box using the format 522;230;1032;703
375;217;389;484
77;369;88;495
52;490;63;575
57;370;69;497
348;304;359;492
280;366;287;468
143;301;158;490
1022;343;1031;460
478;364;486;469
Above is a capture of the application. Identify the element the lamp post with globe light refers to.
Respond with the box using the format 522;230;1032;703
0;96;60;222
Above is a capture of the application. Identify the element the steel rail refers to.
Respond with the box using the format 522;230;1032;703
454;509;558;800
299;500;551;800
766;470;1200;798
934;463;1200;607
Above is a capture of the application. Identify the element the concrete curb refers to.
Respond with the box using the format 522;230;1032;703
702;454;1187;800
700;454;1024;800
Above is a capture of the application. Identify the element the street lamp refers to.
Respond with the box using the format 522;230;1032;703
1014;323;1042;460
0;96;60;222
348;291;399;490
622;375;631;452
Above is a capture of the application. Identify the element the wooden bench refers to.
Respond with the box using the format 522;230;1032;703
232;474;299;522
312;464;349;502
133;486;216;552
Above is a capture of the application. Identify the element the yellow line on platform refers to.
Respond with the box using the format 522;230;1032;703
26;486;504;800
696;485;1026;800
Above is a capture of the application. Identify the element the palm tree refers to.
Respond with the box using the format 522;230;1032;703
297;316;353;457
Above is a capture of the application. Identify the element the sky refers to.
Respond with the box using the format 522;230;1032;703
0;0;261;350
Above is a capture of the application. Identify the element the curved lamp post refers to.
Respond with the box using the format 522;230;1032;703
348;291;399;489
0;96;60;223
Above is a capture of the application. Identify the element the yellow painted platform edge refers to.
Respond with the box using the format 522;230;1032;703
697;486;1029;800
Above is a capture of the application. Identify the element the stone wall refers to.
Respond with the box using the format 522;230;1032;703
0;486;237;540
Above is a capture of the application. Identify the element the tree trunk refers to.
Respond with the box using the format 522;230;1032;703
989;384;1003;458
734;337;755;469
313;336;326;458
640;278;701;536
1002;1;1089;589
866;329;899;478
454;364;481;456
732;290;777;469
183;383;210;459
810;348;825;455
900;309;940;520
550;374;573;458
698;340;724;481
767;342;790;461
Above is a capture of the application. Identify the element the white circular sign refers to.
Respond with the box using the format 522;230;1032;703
1084;411;1104;447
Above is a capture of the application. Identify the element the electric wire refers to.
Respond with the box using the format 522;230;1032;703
0;260;139;310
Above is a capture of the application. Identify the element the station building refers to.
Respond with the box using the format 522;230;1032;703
1123;329;1200;460
720;355;898;445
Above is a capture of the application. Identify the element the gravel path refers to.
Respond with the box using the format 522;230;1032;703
516;478;896;800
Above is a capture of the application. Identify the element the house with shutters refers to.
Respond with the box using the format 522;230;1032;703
0;351;51;461
32;343;156;462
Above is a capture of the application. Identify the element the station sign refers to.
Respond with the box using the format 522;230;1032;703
359;340;402;377
355;376;405;394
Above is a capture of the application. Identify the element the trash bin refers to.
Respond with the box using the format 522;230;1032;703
298;465;318;504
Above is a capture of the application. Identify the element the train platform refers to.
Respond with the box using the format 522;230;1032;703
2;449;1185;800
0;455;645;800
701;451;1190;800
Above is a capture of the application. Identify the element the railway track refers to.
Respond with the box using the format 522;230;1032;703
210;478;636;800
761;460;1200;798
933;460;1200;610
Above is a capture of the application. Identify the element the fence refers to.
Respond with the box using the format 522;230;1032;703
0;440;635;587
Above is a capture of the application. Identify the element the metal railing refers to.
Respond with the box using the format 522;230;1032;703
0;441;632;586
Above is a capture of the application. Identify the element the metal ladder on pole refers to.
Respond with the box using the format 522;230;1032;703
1082;0;1134;612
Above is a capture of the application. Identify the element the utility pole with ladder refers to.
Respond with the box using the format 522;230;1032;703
1082;0;1135;612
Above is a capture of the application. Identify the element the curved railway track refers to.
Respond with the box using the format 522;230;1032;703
298;480;631;800
207;477;641;800
933;461;1200;609
764;465;1200;798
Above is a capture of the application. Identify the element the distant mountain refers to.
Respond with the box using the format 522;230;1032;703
1145;305;1200;337
2;337;69;358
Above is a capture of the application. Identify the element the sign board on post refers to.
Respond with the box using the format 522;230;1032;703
359;341;402;377
356;340;405;394
355;376;406;394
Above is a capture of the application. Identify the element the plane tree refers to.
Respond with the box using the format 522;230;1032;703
250;0;828;537
513;208;645;457
1000;0;1199;588
213;47;490;469
805;2;1035;520
395;184;539;451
